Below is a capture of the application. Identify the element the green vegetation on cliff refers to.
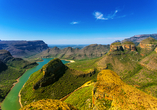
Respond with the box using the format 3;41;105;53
21;58;98;106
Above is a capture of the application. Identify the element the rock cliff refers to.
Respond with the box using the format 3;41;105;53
139;37;157;50
110;41;136;52
0;40;48;58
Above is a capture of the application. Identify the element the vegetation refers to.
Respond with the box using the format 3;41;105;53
0;57;37;102
65;84;94;110
122;41;135;45
20;58;99;106
111;42;121;45
140;37;157;44
20;99;78;110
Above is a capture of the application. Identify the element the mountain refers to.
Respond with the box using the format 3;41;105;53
33;44;110;60
122;34;157;43
20;58;98;106
0;50;37;102
20;37;157;109
0;40;48;58
97;37;157;98
64;70;157;110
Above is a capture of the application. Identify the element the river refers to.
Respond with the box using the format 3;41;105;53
1;58;69;110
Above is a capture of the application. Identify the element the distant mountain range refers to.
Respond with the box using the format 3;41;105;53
0;40;48;58
122;34;157;43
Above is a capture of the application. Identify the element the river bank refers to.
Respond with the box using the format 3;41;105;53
18;58;71;109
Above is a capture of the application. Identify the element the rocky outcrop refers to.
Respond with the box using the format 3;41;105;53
36;44;110;60
110;41;136;52
33;58;67;89
20;99;78;110
0;40;48;58
92;70;157;110
139;37;157;50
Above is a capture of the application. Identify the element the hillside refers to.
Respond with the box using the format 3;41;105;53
31;44;110;60
97;37;157;98
0;50;37;102
0;40;48;58
20;99;78;110
20;58;98;106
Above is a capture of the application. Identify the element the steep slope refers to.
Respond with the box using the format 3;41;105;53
20;58;98;106
33;44;110;60
64;70;157;110
0;50;37;102
92;70;157;110
97;38;157;98
0;40;48;58
20;99;78;110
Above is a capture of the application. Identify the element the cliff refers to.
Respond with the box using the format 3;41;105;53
92;70;157;109
139;37;157;50
34;44;110;60
109;41;136;53
0;40;48;58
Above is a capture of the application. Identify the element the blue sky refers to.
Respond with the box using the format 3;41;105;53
0;0;157;44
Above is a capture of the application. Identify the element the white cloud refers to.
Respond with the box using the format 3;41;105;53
93;12;108;20
70;21;79;25
94;9;126;20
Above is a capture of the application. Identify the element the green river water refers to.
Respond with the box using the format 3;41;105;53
1;58;69;110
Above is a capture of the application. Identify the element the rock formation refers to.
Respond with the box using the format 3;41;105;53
33;58;67;89
139;37;157;50
0;40;48;58
110;41;136;52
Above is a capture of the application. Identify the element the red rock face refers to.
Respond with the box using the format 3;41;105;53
110;44;136;52
110;45;123;52
139;43;156;50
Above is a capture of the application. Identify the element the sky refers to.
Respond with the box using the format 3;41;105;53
0;0;157;44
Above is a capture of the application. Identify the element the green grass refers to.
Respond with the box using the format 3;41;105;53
21;65;98;106
66;57;101;72
65;85;94;110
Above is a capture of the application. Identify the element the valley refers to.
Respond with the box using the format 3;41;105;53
1;34;157;110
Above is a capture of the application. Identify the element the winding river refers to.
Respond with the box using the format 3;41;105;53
1;58;69;110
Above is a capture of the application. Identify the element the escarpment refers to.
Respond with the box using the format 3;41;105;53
33;58;67;89
139;37;157;50
109;41;136;54
0;40;48;58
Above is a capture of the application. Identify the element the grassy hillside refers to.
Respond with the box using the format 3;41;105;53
20;99;78;110
0;58;37;102
20;58;99;106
